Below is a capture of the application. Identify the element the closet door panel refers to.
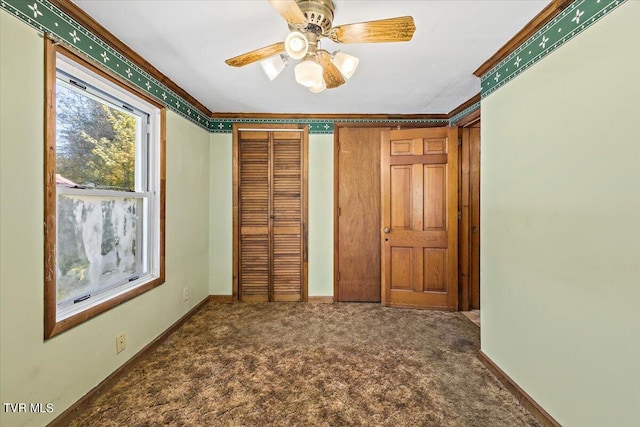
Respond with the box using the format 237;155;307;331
272;132;303;301
239;132;270;302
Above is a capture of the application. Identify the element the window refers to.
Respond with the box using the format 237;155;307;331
45;41;165;338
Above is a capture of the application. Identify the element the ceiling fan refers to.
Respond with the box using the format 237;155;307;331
225;0;416;93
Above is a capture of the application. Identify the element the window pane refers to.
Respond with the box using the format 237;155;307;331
57;194;145;304
56;82;138;191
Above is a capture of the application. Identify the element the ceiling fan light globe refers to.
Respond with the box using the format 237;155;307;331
309;79;326;93
295;59;323;88
260;55;286;81
289;38;304;52
333;51;359;79
285;31;309;60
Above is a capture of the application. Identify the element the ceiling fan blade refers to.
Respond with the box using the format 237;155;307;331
317;50;345;89
268;0;307;26
225;42;285;67
329;16;416;44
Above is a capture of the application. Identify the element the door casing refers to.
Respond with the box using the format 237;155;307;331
458;122;481;310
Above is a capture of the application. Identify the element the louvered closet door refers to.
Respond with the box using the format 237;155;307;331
238;131;270;301
271;131;304;301
236;126;307;302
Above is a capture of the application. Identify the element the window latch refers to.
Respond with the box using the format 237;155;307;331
69;79;86;90
73;294;91;304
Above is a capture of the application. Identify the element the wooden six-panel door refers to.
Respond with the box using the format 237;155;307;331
381;127;458;310
233;124;308;302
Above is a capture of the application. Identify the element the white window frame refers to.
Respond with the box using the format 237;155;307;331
45;42;165;338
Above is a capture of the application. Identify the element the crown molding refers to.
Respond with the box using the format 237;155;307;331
477;0;628;98
211;112;449;120
3;0;625;133
448;94;481;126
47;0;212;117
474;0;573;78
1;0;211;130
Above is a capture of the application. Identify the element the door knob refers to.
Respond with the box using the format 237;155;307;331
383;227;390;234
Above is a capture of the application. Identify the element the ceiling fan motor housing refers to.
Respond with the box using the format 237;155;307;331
292;0;335;35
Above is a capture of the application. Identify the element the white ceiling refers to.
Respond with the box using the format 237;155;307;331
71;0;548;115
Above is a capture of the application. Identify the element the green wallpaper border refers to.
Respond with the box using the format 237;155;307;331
0;0;449;134
210;119;335;134
448;102;481;126
481;0;628;97
210;118;449;134
2;0;625;131
1;0;210;129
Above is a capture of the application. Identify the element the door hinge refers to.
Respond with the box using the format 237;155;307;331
458;136;462;146
337;272;341;281
458;210;462;220
338;207;341;216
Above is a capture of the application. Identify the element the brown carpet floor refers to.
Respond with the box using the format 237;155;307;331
70;302;539;427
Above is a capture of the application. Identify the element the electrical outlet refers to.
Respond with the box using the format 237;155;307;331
183;287;189;302
116;333;126;354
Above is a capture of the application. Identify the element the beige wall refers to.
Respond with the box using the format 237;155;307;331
208;133;334;297
209;133;233;295
0;11;211;427
480;2;640;426
307;134;334;296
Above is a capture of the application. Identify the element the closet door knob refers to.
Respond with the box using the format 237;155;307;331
383;227;390;234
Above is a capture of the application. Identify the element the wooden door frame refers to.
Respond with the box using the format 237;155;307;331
232;123;309;302
333;122;446;302
455;116;481;311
